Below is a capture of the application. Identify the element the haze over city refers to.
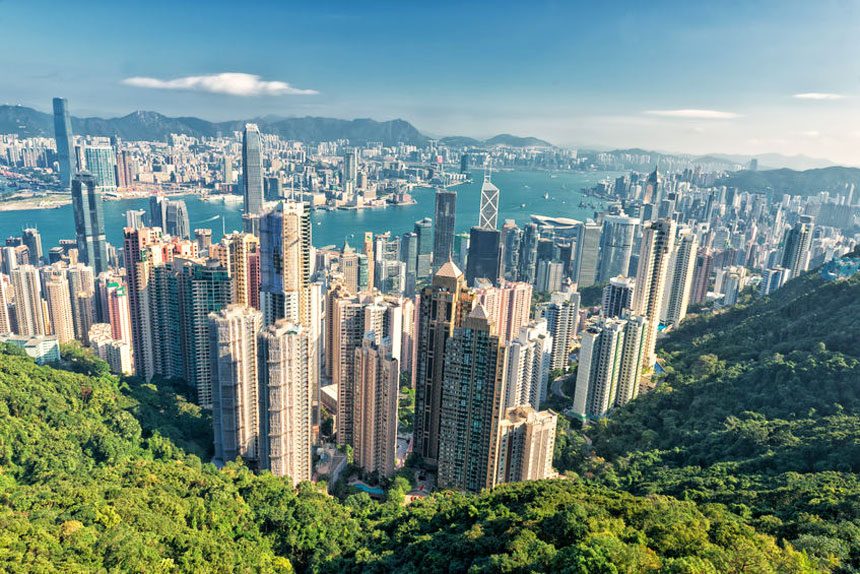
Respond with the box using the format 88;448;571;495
2;0;860;164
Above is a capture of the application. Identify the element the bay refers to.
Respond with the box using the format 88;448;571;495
0;169;620;252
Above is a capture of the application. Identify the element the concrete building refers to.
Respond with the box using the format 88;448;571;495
494;406;557;484
210;305;263;466
258;321;314;485
352;334;400;477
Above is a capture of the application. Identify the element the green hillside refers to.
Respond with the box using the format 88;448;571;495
579;272;860;571
0;343;819;572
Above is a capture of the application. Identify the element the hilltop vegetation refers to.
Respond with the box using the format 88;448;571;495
0;343;822;572
577;273;860;571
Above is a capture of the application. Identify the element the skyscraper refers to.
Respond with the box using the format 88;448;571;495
257;321;314;485
501;220;522;281
210;304;263;466
52;97;75;190
602;275;635;318
180;262;232;408
465;227;501;287
573;220;601;288
633;219;676;370
11;265;47;336
503;320;553;410
21;228;43;265
352;334;400;477
41;266;74;343
414;217;433;280
437;305;505;492
517;223;539;284
432;189;457;269
597;214;638;283
242;124;264;216
572;313;646;418
544;287;580;371
259;201;312;327
781;215;815;279
660;227;698;328
478;174;500;230
72;174;108;275
414;260;473;466
84;146;118;192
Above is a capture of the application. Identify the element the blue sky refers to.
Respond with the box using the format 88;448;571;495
2;0;860;163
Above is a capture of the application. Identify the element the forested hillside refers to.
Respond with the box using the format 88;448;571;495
0;343;820;572
580;272;860;571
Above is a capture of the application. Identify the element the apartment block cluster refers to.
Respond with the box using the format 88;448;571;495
0;98;857;492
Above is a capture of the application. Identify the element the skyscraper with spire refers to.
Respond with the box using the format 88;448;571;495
52;97;75;190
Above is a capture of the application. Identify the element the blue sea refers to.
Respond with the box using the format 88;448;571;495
0;169;620;252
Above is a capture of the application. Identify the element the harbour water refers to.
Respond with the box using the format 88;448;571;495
0;169;620;252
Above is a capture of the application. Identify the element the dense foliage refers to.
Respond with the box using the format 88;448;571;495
0;344;822;572
578;273;860;571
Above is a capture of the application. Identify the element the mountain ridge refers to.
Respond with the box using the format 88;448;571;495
0;104;552;148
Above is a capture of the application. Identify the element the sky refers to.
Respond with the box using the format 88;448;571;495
2;0;860;164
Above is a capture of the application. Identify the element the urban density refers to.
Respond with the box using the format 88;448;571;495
2;2;860;571
0;95;857;496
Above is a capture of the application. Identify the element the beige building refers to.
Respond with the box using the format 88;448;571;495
352;334;399;477
258;321;313;485
210;304;263;465
495;406;557;484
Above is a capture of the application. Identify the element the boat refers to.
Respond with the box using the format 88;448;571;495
543;192;549;199
520;203;526;208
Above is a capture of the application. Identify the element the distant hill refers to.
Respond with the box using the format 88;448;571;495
438;133;554;148
707;152;836;171
0;105;428;146
717;166;860;197
0;104;552;148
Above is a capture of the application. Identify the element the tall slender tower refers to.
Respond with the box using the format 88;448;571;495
210;304;263;466
242;124;264;216
633;219;676;370
414;260;473;466
661;227;698;328
437;304;506;492
478;174;500;230
432;189;457;269
52;97;75;190
352;334;400;477
260;201;312;327
597;214;638;283
780;215;815;279
72;173;108;274
258;321;314;485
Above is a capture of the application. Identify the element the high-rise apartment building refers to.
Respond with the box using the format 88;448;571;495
437;305;505;492
11;265;47;336
781;215;815;279
210;304;263;466
414;260;473;466
257;321;313;485
494;406;557;484
661;227;698;328
41;265;75;343
633;219;676;370
602;275;635;319
503;320;553;410
352;334;399;477
543;287;580;371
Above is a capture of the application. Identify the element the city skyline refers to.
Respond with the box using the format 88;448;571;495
1;1;859;164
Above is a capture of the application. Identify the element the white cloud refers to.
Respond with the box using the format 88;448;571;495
793;92;845;100
122;72;318;96
644;109;741;119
